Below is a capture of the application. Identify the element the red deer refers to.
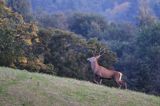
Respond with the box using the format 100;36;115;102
87;49;127;89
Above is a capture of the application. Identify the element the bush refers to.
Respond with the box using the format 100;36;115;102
0;28;22;66
39;29;116;81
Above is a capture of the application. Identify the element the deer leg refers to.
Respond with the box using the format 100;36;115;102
93;79;99;84
116;72;125;89
97;75;103;84
114;73;122;88
93;74;99;84
124;82;127;89
99;78;102;84
118;82;122;89
93;74;102;84
115;80;122;88
117;80;127;89
120;80;127;89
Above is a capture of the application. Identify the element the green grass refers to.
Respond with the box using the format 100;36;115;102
0;67;159;106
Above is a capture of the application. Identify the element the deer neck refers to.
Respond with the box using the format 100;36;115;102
90;60;100;73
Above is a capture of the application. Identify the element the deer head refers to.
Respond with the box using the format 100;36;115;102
87;48;105;63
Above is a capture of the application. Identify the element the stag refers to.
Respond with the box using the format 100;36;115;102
87;48;127;89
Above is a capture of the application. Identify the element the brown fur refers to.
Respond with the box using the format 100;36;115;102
87;56;127;89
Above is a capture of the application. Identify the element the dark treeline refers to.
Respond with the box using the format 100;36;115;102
1;0;160;95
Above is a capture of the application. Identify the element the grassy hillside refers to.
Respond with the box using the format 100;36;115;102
0;67;159;106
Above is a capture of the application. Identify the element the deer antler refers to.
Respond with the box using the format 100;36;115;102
99;48;105;56
90;47;105;57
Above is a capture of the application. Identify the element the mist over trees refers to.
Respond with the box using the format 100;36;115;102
1;0;160;95
30;0;160;23
7;0;33;22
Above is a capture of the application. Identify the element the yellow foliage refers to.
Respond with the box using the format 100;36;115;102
4;6;12;12
18;56;28;64
34;38;40;43
31;23;38;32
31;32;38;37
35;58;41;64
24;39;32;45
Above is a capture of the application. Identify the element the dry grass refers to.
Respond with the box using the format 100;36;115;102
0;67;160;106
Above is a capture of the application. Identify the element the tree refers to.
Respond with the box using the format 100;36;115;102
134;23;160;94
36;13;68;30
0;29;22;66
68;13;109;39
7;0;32;22
0;3;53;73
39;28;116;82
137;0;157;26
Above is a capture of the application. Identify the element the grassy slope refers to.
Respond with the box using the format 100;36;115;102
0;67;159;106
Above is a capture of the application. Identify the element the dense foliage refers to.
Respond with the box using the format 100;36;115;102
7;0;32;22
0;3;116;84
68;13;109;39
0;3;51;73
133;24;160;94
38;28;116;81
1;1;160;95
0;29;21;66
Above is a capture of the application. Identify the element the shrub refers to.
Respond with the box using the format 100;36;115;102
0;28;22;66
